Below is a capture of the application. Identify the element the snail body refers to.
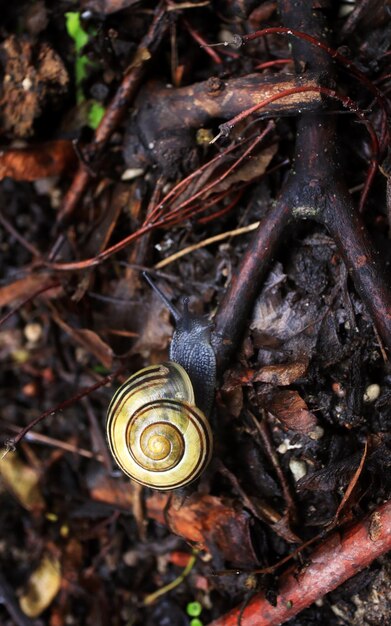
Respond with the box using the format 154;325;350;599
106;274;215;490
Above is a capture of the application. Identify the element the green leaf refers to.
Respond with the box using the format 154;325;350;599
190;620;203;626
88;102;105;129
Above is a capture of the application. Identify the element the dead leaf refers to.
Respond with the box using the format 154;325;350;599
88;468;257;566
251;262;322;360
158;493;258;567
0;140;76;181
0;274;60;308
297;452;363;492
267;390;318;435
221;385;244;418
331;441;368;526
131;289;173;356
211;143;278;194
254;360;309;385
51;309;113;369
0;451;45;511
19;555;61;618
271;511;302;544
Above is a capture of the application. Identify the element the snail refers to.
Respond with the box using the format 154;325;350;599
106;273;216;490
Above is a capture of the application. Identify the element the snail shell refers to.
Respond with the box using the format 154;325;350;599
106;361;213;490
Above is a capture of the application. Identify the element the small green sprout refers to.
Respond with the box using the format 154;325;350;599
187;601;203;626
65;12;89;102
65;11;106;128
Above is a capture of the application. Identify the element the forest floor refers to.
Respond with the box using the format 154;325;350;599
0;1;391;626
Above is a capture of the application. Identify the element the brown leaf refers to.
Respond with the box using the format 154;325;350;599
221;385;244;418
222;367;258;392
0;274;60;308
155;493;258;567
131;290;173;356
88;469;257;566
271;511;302;544
267;390;318;435
87;467;135;509
0;140;76;181
211;143;278;195
51;310;113;368
254;360;308;385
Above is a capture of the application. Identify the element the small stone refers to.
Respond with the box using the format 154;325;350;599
121;167;145;181
363;384;380;402
22;76;33;91
309;425;324;440
289;458;307;481
24;322;42;343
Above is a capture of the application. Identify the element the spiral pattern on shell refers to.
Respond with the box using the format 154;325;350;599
106;362;213;490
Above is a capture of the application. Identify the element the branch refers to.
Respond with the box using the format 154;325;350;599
213;0;391;370
208;500;391;626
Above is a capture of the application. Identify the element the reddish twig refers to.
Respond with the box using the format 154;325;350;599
0;211;41;258
1;364;128;453
208;500;391;626
217;86;379;157
183;18;223;64
45;127;275;271
254;58;292;70
242;26;387;108
0;281;60;328
331;440;368;525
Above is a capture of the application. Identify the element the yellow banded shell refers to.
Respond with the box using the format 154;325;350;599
106;362;213;490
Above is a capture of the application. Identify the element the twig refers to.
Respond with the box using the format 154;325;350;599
331;440;368;526
0;281;60;329
1;422;105;462
0;364;128;453
248;410;298;523
143;551;198;605
154;222;260;269
208;499;391;626
0;211;41;259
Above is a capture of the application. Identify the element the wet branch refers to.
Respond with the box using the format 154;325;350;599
208;499;391;626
